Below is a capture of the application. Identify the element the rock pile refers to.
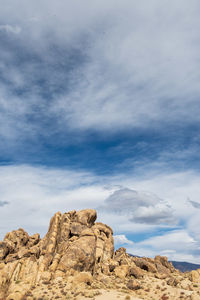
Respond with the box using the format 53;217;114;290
0;209;200;300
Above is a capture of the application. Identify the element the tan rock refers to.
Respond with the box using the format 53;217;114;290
75;209;97;226
54;270;65;279
155;255;175;272
129;263;143;279
40;270;51;281
73;271;93;285
4;228;29;249
49;253;61;272
127;279;141;290
189;270;200;283
109;259;119;272
190;294;200;300
94;222;114;265
114;265;129;279
180;278;192;290
101;263;110;275
70;222;87;236
0;242;11;260
27;233;40;247
80;228;94;237
167;276;179;286
7;292;23;300
58;235;96;272
133;257;157;273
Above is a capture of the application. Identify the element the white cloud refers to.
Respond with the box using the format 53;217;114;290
101;188;176;225
188;199;200;209
0;165;109;238
139;230;197;251
187;214;200;242
132;203;176;225
50;0;200;132
0;201;9;207
0;24;21;34
114;235;134;246
0;164;200;262
0;0;200;140
130;230;200;263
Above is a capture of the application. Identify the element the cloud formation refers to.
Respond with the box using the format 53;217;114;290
0;164;107;237
114;235;134;246
0;164;200;262
0;200;9;207
0;0;200;177
126;230;200;264
0;24;21;34
102;188;176;225
188;199;200;209
0;0;200;142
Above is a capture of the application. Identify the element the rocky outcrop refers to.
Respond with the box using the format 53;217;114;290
0;209;198;300
0;209;114;299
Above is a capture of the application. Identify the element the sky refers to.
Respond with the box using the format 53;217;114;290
0;0;200;263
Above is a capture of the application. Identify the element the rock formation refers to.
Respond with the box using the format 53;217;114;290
0;209;200;300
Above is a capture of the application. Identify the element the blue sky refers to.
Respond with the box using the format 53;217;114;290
1;0;200;263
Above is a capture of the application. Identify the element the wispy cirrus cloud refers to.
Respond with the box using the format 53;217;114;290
0;0;200;139
0;24;21;34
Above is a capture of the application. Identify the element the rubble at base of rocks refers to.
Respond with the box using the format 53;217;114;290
0;209;200;300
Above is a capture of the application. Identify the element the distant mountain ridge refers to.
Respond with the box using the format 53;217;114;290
171;261;200;272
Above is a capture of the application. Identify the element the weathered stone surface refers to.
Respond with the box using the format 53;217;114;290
58;235;97;272
73;271;93;285
133;257;158;273
127;279;141;290
108;259;119;272
155;255;175;273
0;242;11;260
74;209;97;226
129;263;143;279
167;276;179;286
190;294;200;300
189;270;200;282
114;265;129;279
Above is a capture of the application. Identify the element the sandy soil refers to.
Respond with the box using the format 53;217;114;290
79;289;142;300
75;275;200;300
95;290;142;300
